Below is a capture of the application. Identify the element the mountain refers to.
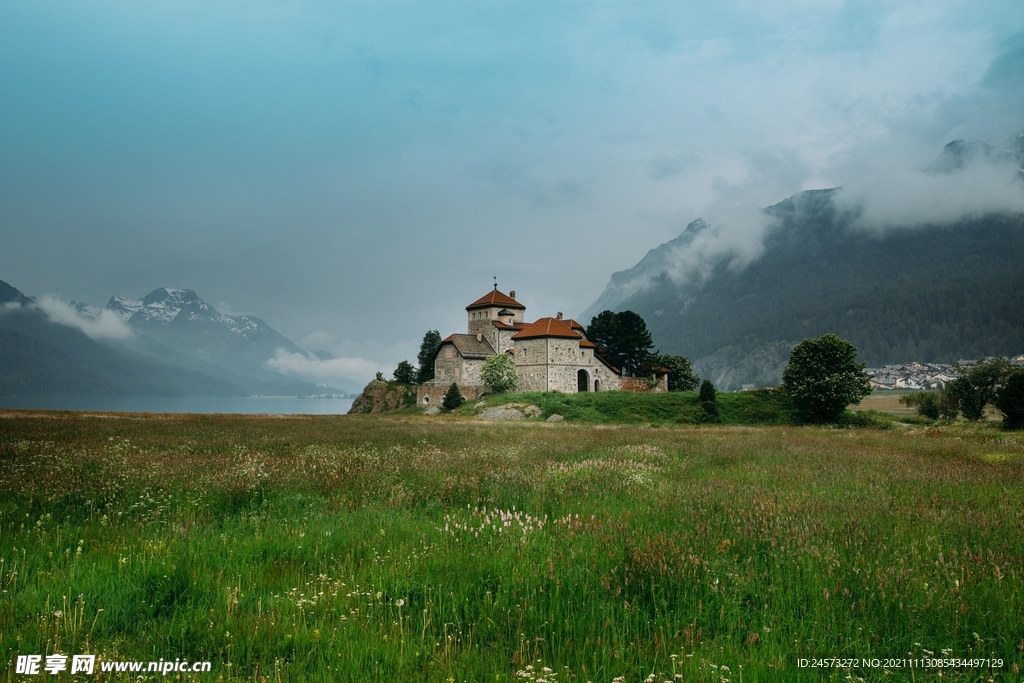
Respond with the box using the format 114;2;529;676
0;282;246;397
1;281;348;398
95;287;309;385
582;136;1024;390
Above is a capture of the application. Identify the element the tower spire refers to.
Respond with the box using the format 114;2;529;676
493;275;497;290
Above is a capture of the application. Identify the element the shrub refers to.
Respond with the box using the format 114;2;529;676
782;334;871;424
698;379;719;421
898;392;940;420
393;360;416;384
442;383;465;411
994;370;1024;430
699;379;717;403
480;353;518;393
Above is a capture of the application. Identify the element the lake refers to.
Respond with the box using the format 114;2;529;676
0;396;355;415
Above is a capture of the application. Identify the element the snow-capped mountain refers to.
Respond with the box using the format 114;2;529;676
99;287;309;386
106;288;292;346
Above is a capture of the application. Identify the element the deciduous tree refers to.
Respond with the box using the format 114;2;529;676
393;360;416;384
650;353;699;392
946;358;1014;421
782;334;871;423
995;370;1024;430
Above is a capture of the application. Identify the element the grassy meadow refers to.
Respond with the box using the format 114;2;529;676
1;410;1023;681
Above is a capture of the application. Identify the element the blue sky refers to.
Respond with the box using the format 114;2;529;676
2;0;1022;384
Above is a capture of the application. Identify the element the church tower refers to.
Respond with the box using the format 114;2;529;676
465;285;526;339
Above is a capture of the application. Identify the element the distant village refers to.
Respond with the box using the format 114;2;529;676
866;355;1024;391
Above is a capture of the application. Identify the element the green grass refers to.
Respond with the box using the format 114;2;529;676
468;389;807;426
1;411;1022;681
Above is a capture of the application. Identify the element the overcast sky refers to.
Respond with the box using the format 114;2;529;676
2;0;1023;385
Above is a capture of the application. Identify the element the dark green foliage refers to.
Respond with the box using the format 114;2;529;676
585;310;619;359
995;370;1024;429
699;379;718;420
699;379;716;403
375;371;385;382
392;360;416;384
651;353;699;391
601;193;1024;388
586;310;656;376
417;330;442;383
898;392;940;420
944;358;1013;421
442;382;464;411
936;391;960;420
782;334;872;423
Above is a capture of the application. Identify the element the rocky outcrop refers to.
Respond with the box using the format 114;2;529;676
348;380;415;414
476;403;542;420
479;406;524;420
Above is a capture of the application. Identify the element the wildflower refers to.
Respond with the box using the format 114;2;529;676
395;599;405;607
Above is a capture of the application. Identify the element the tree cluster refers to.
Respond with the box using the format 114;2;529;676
586;310;656;377
901;358;1024;428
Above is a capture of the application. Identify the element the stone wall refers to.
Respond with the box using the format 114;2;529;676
514;338;549;392
415;382;487;408
433;344;486;385
620;375;669;392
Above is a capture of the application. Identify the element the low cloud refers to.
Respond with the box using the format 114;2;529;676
33;296;134;340
265;348;380;385
835;150;1024;230
663;147;811;285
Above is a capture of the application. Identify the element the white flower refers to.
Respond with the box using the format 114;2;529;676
395;599;405;607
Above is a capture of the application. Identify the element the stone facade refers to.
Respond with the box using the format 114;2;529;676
416;287;666;406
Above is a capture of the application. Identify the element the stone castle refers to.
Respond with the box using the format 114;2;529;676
416;286;667;407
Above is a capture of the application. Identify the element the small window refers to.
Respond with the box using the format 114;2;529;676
423;395;430;404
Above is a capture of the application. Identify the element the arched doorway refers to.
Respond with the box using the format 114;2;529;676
594;379;601;392
577;369;589;392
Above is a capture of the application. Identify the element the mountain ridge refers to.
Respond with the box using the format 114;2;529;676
581;136;1024;389
0;280;347;398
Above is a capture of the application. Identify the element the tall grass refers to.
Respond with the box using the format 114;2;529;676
1;411;1022;681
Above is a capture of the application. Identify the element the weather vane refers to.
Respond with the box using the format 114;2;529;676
493;275;497;290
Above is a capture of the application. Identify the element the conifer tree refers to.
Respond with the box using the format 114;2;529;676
442;382;464;411
416;330;442;383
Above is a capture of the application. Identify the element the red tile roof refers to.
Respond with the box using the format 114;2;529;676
466;288;525;311
512;317;583;340
563;318;586;331
491;320;530;330
579;340;596;348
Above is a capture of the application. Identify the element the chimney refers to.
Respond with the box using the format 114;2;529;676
556;312;563;320
510;290;516;300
